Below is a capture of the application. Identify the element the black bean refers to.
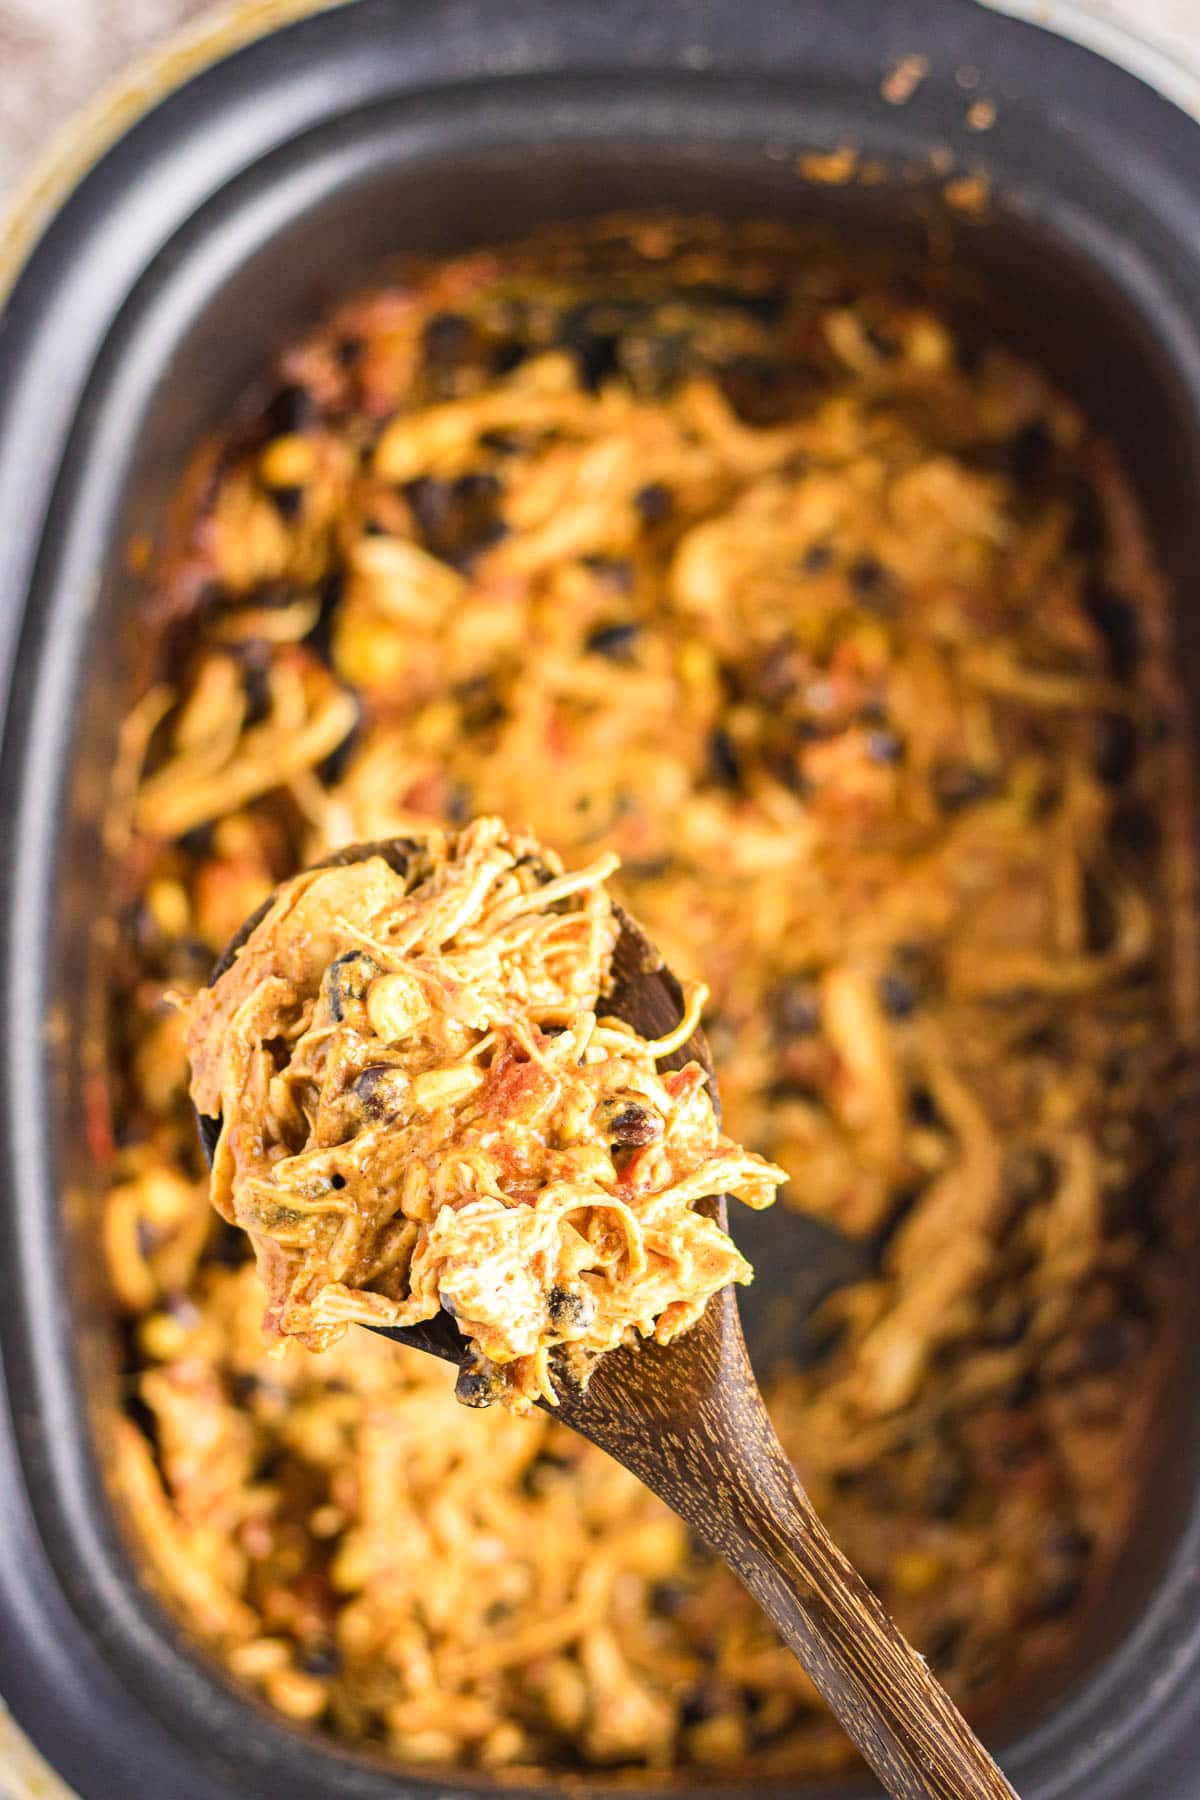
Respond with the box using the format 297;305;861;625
124;1393;161;1454
1094;712;1138;786
265;383;317;437
1029;1572;1083;1621
329;1173;347;1193
983;1296;1031;1348
317;695;362;787
863;322;902;360
925;1461;970;1521
585;621;640;660
484;431;525;463
1007;419;1054;484
456;675;506;733
1079;1318;1130;1374
1066;475;1106;555
1046;1524;1093;1562
456;470;501;503
446;781;473;824
513;854;556;891
298;1642;340;1678
163;1292;201;1328
521;1448;573;1495
178;822;215;860
867;729;905;765
455;1357;506;1408
491;340;529;377
802;542;834;574
954;331;987;377
996;1434;1037;1470
207;1221;250;1269
604;1102;663;1147
557;307;621;392
718;353;821;427
402;474;452;537
650;1580;689;1617
1004;1368;1038;1410
878;970;917;1020
404;472;506;568
932;760;994;812
334;336;364;368
908;1085;940;1128
304;568;344;668
232;641;273;726
771;977;821;1039
678;281;788;325
1084;577;1142;682
546;1284;597;1332
352;1064;407;1122
1109;799;1161;860
581;553;635;593
632;328;694;391
1003;1145;1058;1209
322;950;380;1024
421;311;473;365
1104;1169;1162;1240
266;481;303;518
634;482;673;525
924;1620;965;1668
251;1448;284;1483
229;1371;262;1406
680;1683;718;1727
848;555;897;610
707;727;742;788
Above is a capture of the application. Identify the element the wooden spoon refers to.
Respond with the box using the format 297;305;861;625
195;838;1018;1800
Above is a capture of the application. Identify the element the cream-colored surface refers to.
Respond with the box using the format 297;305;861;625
0;0;1197;201
0;0;1197;1794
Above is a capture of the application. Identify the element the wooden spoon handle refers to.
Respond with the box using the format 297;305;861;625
705;1427;1018;1799
574;1299;1019;1799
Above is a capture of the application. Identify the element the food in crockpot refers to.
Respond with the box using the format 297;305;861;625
101;218;1191;1774
183;818;782;1409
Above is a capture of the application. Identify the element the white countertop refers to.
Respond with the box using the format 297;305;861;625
0;0;1199;200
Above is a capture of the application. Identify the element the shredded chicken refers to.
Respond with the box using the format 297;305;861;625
100;218;1192;1776
184;819;782;1409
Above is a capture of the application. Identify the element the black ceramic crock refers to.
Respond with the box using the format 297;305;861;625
2;2;1200;1795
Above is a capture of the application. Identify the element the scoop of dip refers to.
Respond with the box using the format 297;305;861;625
184;816;784;1410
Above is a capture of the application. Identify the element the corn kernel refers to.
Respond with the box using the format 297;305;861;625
478;1722;526;1766
678;639;716;687
333;617;408;691
228;1637;291;1679
138;1311;190;1361
411;700;459;750
145;877;190;939
907;316;952;371
366;972;429;1043
622;1516;687;1577
892;1549;943;1595
411;1065;485;1111
259;434;317;490
264;1666;329;1721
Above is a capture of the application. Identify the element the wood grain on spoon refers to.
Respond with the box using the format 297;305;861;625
196;838;1018;1800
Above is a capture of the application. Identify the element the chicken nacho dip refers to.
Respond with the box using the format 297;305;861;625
184;820;782;1409
101;218;1193;1776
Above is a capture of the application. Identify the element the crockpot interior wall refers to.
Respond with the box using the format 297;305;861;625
45;113;1200;1795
